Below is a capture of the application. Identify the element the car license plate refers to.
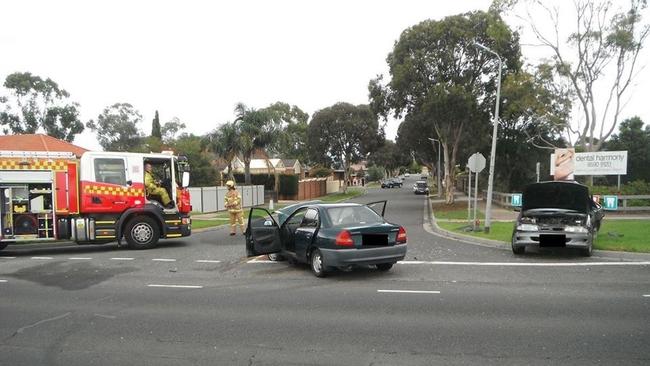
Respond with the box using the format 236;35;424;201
362;234;388;246
539;234;566;247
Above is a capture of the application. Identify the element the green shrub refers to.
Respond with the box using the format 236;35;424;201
310;166;333;177
366;165;385;181
233;173;275;190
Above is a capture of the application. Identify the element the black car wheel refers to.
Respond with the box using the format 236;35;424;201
376;263;393;271
580;234;594;257
310;248;327;278
511;234;525;255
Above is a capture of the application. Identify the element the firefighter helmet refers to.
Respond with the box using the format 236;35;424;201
225;180;235;188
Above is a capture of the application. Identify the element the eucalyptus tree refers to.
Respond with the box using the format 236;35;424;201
87;103;144;152
307;102;383;192
515;0;649;155
370;10;522;203
0;72;84;141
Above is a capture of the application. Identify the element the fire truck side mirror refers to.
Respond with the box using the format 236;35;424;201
126;180;133;186
181;171;190;188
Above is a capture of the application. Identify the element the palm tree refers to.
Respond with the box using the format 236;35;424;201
233;103;279;185
209;122;240;181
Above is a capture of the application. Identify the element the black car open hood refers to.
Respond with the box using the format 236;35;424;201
522;182;590;213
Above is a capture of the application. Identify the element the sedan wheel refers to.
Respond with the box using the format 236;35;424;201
376;263;393;271
310;248;327;278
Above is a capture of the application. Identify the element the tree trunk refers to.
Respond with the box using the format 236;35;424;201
442;143;455;204
244;157;251;185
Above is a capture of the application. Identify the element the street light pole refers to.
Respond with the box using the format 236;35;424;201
474;42;502;234
428;137;442;198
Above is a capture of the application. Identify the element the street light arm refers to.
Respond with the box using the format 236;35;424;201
474;42;503;65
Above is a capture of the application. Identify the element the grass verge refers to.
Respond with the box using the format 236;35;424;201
319;188;365;203
432;201;484;220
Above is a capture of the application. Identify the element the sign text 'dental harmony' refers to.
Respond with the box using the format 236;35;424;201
550;151;627;176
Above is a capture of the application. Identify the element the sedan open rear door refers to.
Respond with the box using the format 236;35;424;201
246;207;281;257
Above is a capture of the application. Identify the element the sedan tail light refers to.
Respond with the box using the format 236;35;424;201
396;226;407;243
335;230;354;247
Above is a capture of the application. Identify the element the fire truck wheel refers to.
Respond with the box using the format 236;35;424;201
125;216;160;249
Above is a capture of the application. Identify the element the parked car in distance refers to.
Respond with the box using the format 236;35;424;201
404;173;410;177
413;180;429;195
245;201;407;277
511;181;604;257
381;178;402;188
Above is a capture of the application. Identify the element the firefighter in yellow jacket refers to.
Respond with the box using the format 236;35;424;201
225;180;245;235
145;163;173;208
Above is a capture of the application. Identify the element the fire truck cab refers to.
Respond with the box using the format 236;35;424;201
0;150;192;251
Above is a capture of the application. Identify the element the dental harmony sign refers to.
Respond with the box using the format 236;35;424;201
550;151;627;176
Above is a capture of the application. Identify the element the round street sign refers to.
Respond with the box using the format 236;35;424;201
467;152;486;173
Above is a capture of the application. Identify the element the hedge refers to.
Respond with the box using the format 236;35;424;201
279;174;299;197
233;173;275;190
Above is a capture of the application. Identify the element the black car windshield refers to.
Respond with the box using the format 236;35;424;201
416;182;427;188
523;182;589;212
327;206;384;227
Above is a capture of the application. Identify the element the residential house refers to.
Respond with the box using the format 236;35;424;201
282;159;305;178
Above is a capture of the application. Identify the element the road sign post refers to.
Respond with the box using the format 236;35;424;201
467;153;486;231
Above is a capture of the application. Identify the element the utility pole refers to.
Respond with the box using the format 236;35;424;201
474;42;503;234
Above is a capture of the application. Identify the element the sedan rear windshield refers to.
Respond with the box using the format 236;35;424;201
326;206;384;227
416;182;427;188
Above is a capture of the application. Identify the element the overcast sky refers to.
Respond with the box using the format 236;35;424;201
1;0;648;151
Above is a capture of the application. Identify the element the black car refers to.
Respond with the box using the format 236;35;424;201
381;179;401;188
511;181;604;256
245;201;407;277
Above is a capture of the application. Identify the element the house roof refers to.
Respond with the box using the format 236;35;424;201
0;134;89;158
249;158;284;170
282;159;298;167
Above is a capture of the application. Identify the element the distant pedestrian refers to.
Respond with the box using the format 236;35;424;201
224;180;245;235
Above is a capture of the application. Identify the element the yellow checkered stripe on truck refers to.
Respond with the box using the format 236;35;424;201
84;185;144;196
0;159;69;171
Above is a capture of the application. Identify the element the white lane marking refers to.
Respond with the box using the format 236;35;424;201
0;257;16;259
147;284;203;289
152;258;176;262
398;261;650;267
0;279;7;283
195;260;222;263
110;257;134;261
643;295;650;298
378;290;441;294
31;257;53;260
69;257;92;260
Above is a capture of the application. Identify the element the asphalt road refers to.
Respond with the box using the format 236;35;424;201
1;176;648;365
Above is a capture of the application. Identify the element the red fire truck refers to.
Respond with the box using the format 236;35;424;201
0;150;191;251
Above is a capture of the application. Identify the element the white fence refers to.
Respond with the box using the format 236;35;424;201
326;180;344;194
188;185;265;213
487;191;650;212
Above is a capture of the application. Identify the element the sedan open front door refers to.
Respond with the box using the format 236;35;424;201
367;200;387;217
246;207;282;257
